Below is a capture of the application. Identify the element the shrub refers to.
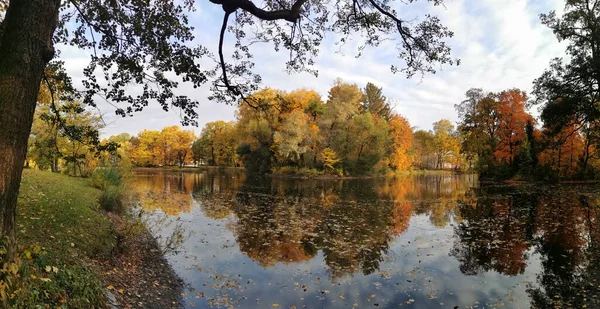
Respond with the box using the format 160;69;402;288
296;167;322;177
98;185;124;212
92;167;127;212
531;165;560;183
91;167;124;189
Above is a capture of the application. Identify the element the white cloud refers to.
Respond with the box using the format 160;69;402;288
57;0;569;136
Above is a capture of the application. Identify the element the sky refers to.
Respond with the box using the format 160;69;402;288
57;0;568;138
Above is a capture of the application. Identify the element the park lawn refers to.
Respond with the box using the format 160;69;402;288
5;169;116;308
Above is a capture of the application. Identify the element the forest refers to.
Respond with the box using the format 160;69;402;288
27;77;600;180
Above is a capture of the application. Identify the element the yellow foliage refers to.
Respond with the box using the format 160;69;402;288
320;148;341;170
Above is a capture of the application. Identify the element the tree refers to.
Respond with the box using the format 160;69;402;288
192;139;208;166
388;114;413;171
320;80;365;159
493;89;534;165
456;88;534;174
272;109;311;164
455;89;500;171
432;119;460;169
129;130;162;166
197;121;238;166
533;0;600;173
320;148;341;171
412;130;435;169
362;83;392;121
0;0;456;242
346;113;389;174
173;129;196;168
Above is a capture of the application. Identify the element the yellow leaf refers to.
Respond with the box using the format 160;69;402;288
70;243;75;247
32;245;41;254
272;304;279;307
107;285;114;290
118;289;124;294
45;266;51;273
52;266;59;274
9;263;18;275
25;251;32;260
40;278;51;282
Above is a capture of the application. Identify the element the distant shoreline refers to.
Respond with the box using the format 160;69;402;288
133;166;467;179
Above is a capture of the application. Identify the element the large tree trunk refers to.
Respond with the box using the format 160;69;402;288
0;0;61;249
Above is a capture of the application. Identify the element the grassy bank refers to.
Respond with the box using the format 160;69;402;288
9;169;115;308
6;169;182;308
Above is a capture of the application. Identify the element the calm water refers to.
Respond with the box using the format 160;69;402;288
131;169;600;309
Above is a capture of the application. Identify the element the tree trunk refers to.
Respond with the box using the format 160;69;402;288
0;0;61;249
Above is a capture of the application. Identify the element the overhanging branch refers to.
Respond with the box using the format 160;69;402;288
210;0;308;22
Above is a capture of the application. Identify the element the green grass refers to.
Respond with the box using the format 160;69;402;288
4;169;116;308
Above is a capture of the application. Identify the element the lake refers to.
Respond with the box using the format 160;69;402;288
131;169;600;309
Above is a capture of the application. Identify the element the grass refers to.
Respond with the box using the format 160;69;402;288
5;169;116;308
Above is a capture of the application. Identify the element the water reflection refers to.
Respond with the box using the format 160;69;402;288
132;169;600;308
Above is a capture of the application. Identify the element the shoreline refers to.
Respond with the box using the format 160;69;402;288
134;166;462;179
14;170;184;308
99;212;184;309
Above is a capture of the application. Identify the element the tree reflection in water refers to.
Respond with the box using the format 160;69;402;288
189;173;476;280
131;170;600;308
452;185;600;308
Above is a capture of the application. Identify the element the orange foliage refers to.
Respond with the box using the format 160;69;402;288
538;122;585;176
493;89;534;164
388;114;413;170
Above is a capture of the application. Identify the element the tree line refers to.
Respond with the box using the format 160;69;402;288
27;78;600;181
120;80;463;176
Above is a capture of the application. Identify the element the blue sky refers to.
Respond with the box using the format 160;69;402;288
57;0;567;137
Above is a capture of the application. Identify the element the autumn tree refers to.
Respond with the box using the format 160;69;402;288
173;128;196;168
272;109;312;165
432;119;460;169
129;130;162;167
27;101;106;176
456;88;534;176
129;126;195;167
320;148;341;172
494;89;534;165
196;121;238;166
532;0;600;177
388;114;413;171
412;130;436;169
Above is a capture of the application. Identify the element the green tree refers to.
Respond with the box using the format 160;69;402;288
320;80;365;159
362;83;392;121
346;113;389;175
192;139;208;166
455;89;500;171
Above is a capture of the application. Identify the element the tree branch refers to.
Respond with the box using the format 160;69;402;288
210;0;308;22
